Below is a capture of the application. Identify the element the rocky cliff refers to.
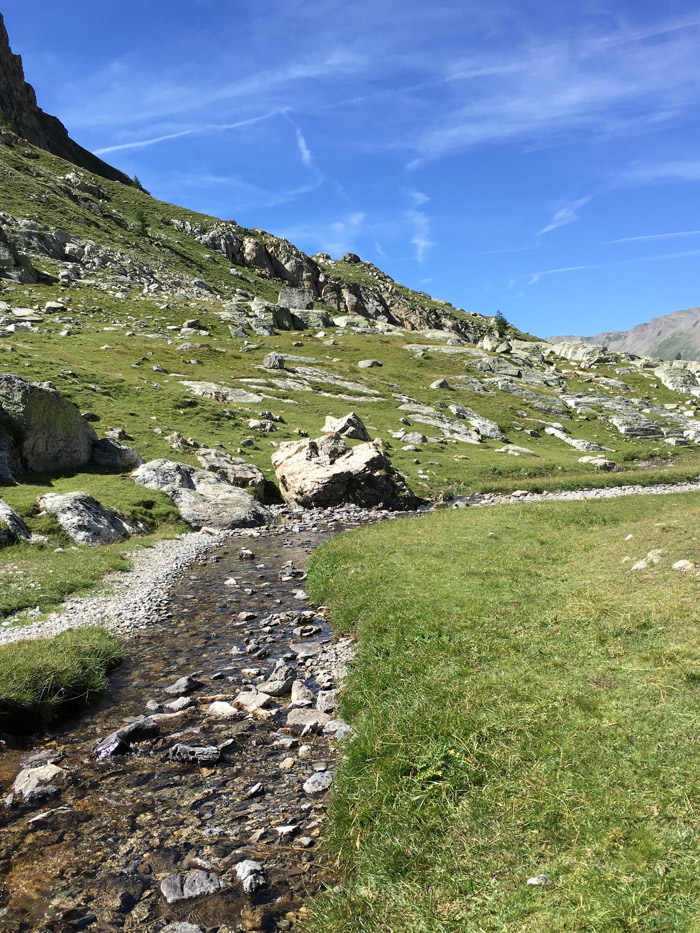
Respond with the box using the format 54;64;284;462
0;13;130;185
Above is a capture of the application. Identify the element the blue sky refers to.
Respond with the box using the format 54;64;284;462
4;0;700;337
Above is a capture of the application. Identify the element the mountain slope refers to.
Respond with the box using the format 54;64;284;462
0;13;131;185
549;306;700;360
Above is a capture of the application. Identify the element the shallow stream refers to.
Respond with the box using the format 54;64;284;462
0;512;366;932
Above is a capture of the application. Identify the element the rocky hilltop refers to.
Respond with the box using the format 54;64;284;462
0;13;130;184
549;305;700;361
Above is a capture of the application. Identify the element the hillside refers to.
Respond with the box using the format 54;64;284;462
549;305;700;361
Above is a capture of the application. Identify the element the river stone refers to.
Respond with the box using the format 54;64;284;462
91;437;144;470
162;924;205;933
0;497;31;545
322;411;371;441
39;491;139;546
167;743;221;764
132;459;272;530
93;717;161;758
0;373;97;474
271;434;420;510
160;870;226;903
208;701;242;719
303;770;333;795
195;448;265;495
235;859;268;894
259;662;296;696
13;763;65;799
164;675;202;696
290;641;323;659
286;709;331;733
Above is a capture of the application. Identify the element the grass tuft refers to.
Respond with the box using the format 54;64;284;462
0;626;124;730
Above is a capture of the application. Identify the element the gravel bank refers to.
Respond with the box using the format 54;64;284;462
0;529;232;645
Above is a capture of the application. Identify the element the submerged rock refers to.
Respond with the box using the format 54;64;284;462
160;870;226;903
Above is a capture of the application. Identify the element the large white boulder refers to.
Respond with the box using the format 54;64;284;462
271;433;420;510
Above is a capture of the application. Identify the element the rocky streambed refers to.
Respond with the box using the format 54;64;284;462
0;504;402;933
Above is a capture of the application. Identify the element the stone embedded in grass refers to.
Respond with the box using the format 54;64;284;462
38;491;139;546
430;378;451;389
322;411;371;441
91;437;143;470
0;498;31;546
526;874;552;887
132;459;272;530
672;559;696;572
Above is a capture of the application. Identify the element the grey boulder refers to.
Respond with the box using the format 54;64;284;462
39;491;139;545
132;459;272;530
196;448;265;495
91;437;144;470
0;374;97;476
160;870;226;904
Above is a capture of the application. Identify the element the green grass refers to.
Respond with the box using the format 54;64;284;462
0;626;124;729
306;493;700;931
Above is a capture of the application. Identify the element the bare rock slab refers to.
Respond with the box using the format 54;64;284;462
132;458;272;530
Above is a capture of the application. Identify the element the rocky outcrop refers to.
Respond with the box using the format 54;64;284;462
0;14;130;184
0;374;97;477
39;491;140;545
0;226;37;283
132;459;272;530
271;434;420;510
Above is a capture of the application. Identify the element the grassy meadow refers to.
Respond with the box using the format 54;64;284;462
306;492;700;931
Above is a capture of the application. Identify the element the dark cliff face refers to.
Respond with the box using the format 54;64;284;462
0;14;131;184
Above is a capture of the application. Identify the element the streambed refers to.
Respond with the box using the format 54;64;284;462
0;506;395;933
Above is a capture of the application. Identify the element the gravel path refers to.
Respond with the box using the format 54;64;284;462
2;479;700;646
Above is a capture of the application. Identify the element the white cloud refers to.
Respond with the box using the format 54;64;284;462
539;197;591;235
406;209;432;262
606;230;700;244
94;112;280;154
295;126;313;167
616;160;700;185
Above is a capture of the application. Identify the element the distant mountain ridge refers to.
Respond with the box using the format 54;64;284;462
0;13;130;184
549;306;700;361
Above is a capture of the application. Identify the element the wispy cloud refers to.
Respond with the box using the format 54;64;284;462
407;18;700;165
539;197;591;235
94;112;281;154
616;160;700;185
606;230;700;245
281;211;366;257
406;208;432;262
294;127;313;167
528;248;700;285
